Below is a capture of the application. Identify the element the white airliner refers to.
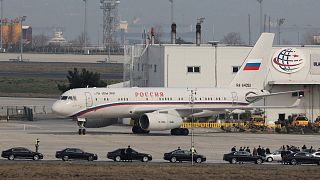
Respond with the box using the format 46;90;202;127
52;33;301;135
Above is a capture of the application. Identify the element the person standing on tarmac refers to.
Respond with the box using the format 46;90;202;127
257;145;262;156
245;147;251;154
35;138;40;153
253;147;257;156
231;146;236;152
125;145;133;162
191;146;197;154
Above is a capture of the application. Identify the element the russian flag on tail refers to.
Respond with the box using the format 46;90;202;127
243;59;262;70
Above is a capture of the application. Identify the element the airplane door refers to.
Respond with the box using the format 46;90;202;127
231;92;238;105
85;92;93;107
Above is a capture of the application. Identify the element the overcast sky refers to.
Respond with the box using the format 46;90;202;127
3;0;320;44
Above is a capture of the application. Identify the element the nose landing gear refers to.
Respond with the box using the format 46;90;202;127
76;118;87;135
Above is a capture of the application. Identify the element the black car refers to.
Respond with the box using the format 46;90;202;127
223;151;265;164
55;148;98;161
1;147;43;161
283;152;320;165
163;149;206;163
107;148;152;162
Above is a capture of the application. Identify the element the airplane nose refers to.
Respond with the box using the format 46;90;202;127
52;101;67;116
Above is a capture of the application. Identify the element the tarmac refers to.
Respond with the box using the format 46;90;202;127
0;115;319;163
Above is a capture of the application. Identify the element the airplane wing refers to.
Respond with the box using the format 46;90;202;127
246;90;304;101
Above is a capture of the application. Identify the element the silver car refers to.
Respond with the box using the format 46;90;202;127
266;150;293;162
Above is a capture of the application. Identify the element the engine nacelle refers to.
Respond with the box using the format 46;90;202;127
83;118;118;128
139;112;183;131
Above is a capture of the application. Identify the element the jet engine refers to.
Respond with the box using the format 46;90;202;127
84;118;118;128
139;112;183;131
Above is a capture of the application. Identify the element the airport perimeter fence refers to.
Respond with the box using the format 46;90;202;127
0;105;49;121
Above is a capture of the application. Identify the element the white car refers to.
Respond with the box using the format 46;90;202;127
312;152;320;158
266;150;293;162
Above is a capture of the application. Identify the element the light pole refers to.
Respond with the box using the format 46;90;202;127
188;88;197;166
256;0;263;35
208;41;219;87
20;16;26;61
83;0;87;54
0;0;3;52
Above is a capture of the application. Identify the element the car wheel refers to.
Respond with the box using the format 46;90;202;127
8;155;14;160
256;158;263;164
62;156;69;161
33;155;39;161
196;157;202;163
291;159;297;165
267;157;273;162
142;156;149;162
318;161;320;166
231;158;237;164
170;157;177;163
115;156;121;162
88;156;94;161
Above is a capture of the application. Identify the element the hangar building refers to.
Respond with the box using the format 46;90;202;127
123;43;320;124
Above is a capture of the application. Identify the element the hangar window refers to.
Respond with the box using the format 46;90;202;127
187;66;201;73
137;63;140;71
232;66;240;73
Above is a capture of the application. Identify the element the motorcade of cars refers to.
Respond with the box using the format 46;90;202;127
223;151;265;164
283;152;320;165
163;149;206;163
1;147;43;161
266;150;293;162
55;148;98;161
107;148;152;162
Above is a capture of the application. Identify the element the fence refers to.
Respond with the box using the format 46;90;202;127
0;106;48;121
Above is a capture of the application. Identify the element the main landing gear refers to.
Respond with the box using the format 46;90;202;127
77;118;86;135
132;126;150;134
171;128;189;136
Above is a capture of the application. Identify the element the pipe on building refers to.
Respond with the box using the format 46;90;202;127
171;23;176;44
196;23;201;46
151;27;155;45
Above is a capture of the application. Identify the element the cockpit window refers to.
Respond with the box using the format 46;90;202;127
61;96;77;101
60;96;68;100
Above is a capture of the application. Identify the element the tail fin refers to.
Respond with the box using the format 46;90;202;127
229;33;275;89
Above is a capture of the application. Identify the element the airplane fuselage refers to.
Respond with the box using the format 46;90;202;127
52;87;263;119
